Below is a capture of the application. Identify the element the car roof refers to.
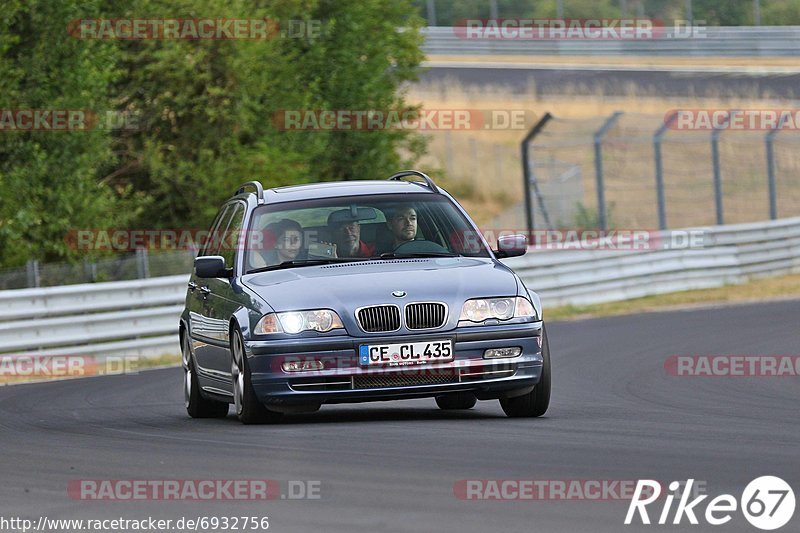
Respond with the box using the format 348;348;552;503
261;180;439;203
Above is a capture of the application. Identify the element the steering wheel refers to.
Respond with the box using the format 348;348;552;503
393;240;450;254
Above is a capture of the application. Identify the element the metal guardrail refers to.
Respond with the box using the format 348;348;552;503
0;217;798;358
504;217;800;306
0;275;187;358
422;26;800;57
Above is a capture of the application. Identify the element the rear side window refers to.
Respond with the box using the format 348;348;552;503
219;203;245;268
200;205;233;257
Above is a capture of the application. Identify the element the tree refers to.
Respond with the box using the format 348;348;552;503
0;0;131;267
0;0;426;266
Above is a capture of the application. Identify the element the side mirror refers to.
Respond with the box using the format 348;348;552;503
194;256;230;278
494;234;528;259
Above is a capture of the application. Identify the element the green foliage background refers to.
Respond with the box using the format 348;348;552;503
0;0;425;267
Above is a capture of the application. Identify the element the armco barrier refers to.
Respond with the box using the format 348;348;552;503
504;217;800;307
0;218;798;359
422;26;800;57
0;275;187;358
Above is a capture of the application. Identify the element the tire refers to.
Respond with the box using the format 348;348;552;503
435;392;477;410
231;327;283;425
500;324;551;418
183;333;229;418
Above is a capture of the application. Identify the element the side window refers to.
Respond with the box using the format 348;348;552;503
200;205;233;257
219;203;245;268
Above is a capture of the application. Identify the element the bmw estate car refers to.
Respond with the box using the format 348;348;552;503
180;171;551;423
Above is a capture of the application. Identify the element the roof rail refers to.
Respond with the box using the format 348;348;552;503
235;181;265;204
387;170;439;193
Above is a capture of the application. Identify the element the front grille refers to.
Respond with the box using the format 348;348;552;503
357;305;401;333
405;302;447;330
354;371;457;389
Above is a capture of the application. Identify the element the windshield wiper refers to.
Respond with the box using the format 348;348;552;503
378;252;459;259
246;258;366;274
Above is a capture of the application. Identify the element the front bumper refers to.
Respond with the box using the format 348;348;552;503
245;321;544;406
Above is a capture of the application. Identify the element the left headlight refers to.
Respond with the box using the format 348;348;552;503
459;297;537;324
254;310;344;335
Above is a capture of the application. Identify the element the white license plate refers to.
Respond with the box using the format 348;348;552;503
359;340;453;366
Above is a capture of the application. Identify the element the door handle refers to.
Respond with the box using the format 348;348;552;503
198;286;211;295
187;281;197;291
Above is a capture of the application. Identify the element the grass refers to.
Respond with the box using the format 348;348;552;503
546;272;800;321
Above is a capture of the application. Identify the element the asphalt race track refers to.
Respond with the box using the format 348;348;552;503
1;299;798;532
421;66;800;99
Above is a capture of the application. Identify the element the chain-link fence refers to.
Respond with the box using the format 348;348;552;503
481;111;800;232
0;249;195;290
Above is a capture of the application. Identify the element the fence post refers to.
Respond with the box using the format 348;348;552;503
425;0;437;26
136;248;150;279
520;112;553;234
710;112;731;226
26;259;40;288
765;125;782;221
593;111;623;231
653;112;677;230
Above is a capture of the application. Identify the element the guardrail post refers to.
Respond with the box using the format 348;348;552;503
26;259;40;288
710;112;730;226
593;111;623;231
520;112;553;234
136;248;150;279
83;259;97;283
765;122;783;221
653;112;677;230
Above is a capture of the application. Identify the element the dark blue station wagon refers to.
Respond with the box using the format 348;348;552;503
180;171;551;424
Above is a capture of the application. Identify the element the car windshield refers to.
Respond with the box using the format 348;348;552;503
244;193;490;273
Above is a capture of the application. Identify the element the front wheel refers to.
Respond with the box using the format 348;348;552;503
500;325;551;418
231;327;283;425
183;333;229;418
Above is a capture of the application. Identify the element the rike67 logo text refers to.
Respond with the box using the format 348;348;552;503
626;477;795;530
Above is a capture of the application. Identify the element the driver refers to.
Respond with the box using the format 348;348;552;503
386;204;417;249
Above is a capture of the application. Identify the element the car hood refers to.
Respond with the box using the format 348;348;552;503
241;257;518;329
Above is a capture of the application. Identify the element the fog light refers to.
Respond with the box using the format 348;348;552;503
281;360;325;372
483;347;522;359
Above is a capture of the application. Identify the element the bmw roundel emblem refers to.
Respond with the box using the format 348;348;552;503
392;290;407;298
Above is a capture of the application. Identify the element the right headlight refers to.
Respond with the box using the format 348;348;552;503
458;297;536;324
254;309;344;335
